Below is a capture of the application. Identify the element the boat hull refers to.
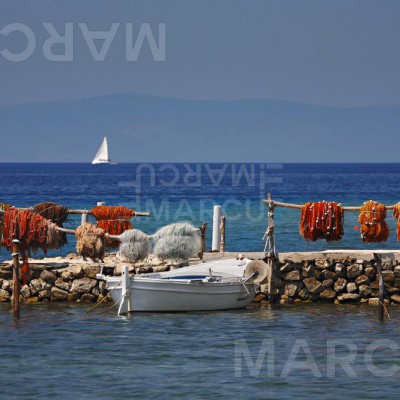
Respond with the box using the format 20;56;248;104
106;277;256;312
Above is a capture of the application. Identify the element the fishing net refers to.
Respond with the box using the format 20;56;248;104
2;208;49;255
393;202;400;241
299;201;344;241
0;202;12;248
75;222;105;262
116;229;151;262
358;200;389;242
91;205;135;248
33;202;70;246
2;208;66;284
0;202;11;212
152;222;201;260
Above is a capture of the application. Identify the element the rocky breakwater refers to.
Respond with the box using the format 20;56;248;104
0;262;108;303
264;251;400;305
0;254;189;304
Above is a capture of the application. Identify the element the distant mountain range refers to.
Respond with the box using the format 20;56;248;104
0;93;399;162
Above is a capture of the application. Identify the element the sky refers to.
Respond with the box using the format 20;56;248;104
0;0;400;162
1;0;400;108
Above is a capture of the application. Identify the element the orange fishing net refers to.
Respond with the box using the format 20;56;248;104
91;206;135;248
392;202;400;241
2;208;66;284
2;208;48;285
0;202;12;247
0;202;11;212
2;208;49;254
33;202;69;246
300;201;344;241
358;200;389;242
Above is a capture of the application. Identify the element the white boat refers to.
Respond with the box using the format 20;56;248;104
98;258;267;314
92;136;116;164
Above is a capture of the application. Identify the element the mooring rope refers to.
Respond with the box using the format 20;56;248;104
86;279;122;313
44;299;75;315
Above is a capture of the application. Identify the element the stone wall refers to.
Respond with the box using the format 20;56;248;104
264;251;400;305
0;255;186;303
1;251;400;306
0;263;109;303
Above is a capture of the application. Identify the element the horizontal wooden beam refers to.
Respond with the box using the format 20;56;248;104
0;208;150;217
262;198;396;211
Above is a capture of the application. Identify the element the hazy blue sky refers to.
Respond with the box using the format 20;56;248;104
1;0;400;107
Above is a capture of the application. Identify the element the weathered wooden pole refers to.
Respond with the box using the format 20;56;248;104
374;253;385;321
212;205;221;252
263;193;277;302
198;222;207;259
220;215;226;253
11;239;20;319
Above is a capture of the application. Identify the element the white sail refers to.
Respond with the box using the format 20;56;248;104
92;137;111;164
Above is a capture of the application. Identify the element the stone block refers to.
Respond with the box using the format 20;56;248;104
334;278;347;293
347;264;363;279
359;285;372;297
283;270;300;281
40;270;57;284
303;277;324;295
346;282;358;293
51;287;68;301
320;288;336;301
337;293;360;303
71;277;97;294
355;275;370;286
334;263;347;278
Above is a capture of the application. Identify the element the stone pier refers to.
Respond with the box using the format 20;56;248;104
1;250;399;306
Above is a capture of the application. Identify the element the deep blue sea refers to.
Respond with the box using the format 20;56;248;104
2;163;400;259
1;163;400;399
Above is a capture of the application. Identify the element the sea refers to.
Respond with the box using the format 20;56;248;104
1;163;400;399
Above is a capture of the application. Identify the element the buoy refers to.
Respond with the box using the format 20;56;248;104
245;260;269;285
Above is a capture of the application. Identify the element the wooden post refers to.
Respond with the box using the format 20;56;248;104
212;205;221;252
118;266;132;315
263;193;277;302
11;239;20;319
198;222;207;259
374;253;385;321
220;215;226;253
263;193;276;259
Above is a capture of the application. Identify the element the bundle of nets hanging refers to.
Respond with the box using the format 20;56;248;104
33;202;69;246
75;223;105;262
91;205;135;248
393;202;400;241
116;229;151;263
2;208;65;284
0;202;12;248
0;202;11;212
152;222;201;260
299;201;344;241
358;200;389;242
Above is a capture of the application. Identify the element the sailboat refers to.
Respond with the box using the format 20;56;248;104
92;137;116;164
